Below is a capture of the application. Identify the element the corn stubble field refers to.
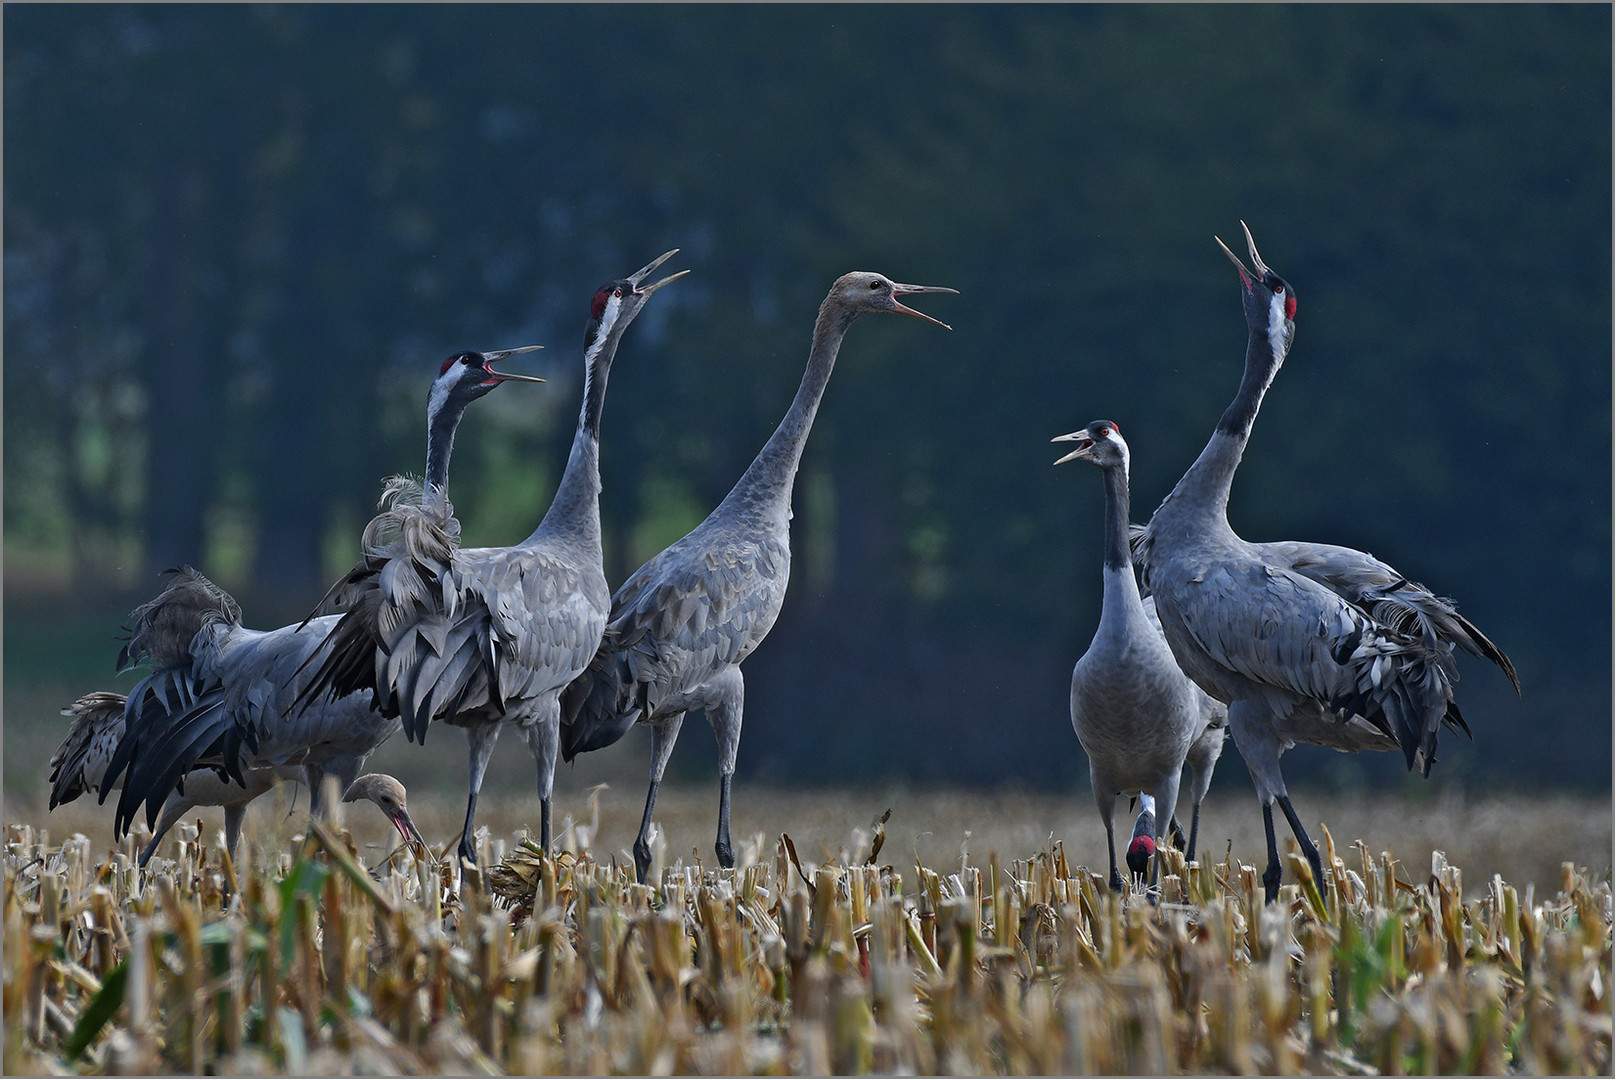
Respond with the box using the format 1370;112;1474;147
3;785;1612;1076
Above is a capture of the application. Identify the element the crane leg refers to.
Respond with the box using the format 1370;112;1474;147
140;792;199;868
1276;793;1325;895
704;668;744;871
1261;801;1283;902
522;707;560;853
459;723;502;866
634;712;686;884
1185;803;1202;863
1101;804;1124;893
224;804;246;862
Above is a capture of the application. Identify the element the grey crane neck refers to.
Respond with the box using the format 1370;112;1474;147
1163;326;1282;524
1100;463;1132;572
423;397;467;499
721;302;856;521
525;323;624;551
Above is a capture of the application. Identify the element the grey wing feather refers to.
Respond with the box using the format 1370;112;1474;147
302;481;606;745
562;532;788;760
1139;595;1228;747
1159;562;1459;770
105;568;397;839
1254;540;1519;692
50;692;128;808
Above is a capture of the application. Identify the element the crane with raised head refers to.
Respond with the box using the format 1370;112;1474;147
297;252;686;865
52;691;425;863
100;348;542;850
1135;223;1519;903
561;271;955;884
1052;419;1227;892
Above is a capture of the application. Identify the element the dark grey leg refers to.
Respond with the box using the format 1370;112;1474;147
1276;793;1324;892
1261;802;1283;903
634;713;686;884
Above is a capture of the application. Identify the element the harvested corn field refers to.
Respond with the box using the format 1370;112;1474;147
3;794;1611;1075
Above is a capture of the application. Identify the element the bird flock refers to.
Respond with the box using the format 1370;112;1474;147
48;226;1517;901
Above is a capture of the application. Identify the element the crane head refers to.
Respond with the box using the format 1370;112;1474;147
827;271;956;329
1216;221;1297;358
1051;419;1128;472
1125;833;1156;878
430;345;545;415
343;773;430;856
583;249;690;359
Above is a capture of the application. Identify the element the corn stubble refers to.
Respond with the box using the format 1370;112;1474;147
4;815;1610;1075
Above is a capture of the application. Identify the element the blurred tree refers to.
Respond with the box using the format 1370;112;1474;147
4;5;1608;785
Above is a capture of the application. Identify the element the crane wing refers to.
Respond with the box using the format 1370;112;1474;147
1253;539;1519;691
561;532;789;759
1157;561;1460;772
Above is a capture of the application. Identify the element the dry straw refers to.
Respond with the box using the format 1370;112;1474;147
3;815;1610;1075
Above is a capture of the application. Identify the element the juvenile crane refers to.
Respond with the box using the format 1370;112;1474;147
562;271;955;883
52;692;424;863
1136;223;1518;902
299;253;686;865
1052;420;1227;891
102;349;542;848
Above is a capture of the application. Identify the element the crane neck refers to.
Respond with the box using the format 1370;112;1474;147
1160;324;1284;524
423;393;468;503
1099;462;1132;572
525;322;622;552
722;300;856;520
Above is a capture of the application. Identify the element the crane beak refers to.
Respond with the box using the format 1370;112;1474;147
890;282;958;330
1215;233;1254;287
391;808;430;854
628;249;691;296
1239;220;1272;277
482;345;546;384
1216;220;1271;287
1051;430;1094;465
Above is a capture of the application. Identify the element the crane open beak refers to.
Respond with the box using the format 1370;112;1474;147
1215;220;1269;287
390;807;430;854
1051;429;1095;465
627;248;691;296
890;282;958;330
481;345;546;384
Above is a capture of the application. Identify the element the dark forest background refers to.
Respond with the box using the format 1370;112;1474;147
5;6;1610;798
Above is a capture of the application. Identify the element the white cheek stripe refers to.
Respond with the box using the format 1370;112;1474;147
427;374;453;421
584;293;624;368
1268;290;1288;367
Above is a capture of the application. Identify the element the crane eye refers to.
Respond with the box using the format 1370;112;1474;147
869;279;884;290
613;288;624;298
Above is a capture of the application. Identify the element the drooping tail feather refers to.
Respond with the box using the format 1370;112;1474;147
559;638;638;762
117;566;242;673
49;692;127;809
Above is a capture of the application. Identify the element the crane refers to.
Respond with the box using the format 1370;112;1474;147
561;271;955;883
1052;420;1227;891
101;348;542;847
297;252;687;865
1135;223;1518;902
52;690;424;863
